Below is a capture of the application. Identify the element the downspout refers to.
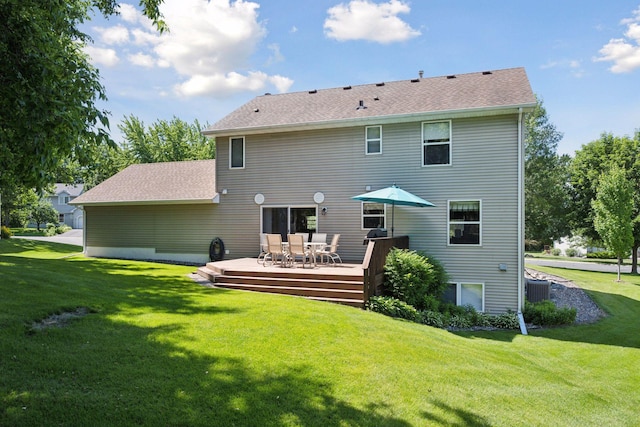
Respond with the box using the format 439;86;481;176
517;107;528;335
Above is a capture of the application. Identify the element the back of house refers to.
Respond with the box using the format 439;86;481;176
73;67;536;313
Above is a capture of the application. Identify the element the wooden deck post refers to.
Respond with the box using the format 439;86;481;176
362;236;409;304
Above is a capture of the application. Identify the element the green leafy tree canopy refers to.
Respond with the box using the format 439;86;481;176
592;166;634;280
0;0;165;193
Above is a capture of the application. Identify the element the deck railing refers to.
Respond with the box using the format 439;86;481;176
362;235;410;303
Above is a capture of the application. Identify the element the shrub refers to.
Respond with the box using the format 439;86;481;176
525;239;544;252
420;310;445;328
1;225;12;239
586;251;618;260
489;312;520;329
56;224;72;234
383;249;448;310
551;248;561;256
367;296;421;322
523;300;576;326
44;223;57;237
564;248;578;257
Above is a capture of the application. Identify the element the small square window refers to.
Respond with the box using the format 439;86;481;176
366;126;382;155
362;202;385;229
229;137;245;169
443;283;484;312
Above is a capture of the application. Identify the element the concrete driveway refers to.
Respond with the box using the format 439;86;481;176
13;229;83;247
525;257;635;274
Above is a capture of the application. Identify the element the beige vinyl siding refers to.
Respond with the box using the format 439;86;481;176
215;114;522;312
85;204;218;255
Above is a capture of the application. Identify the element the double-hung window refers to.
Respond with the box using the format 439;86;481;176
362;202;385;229
58;195;69;205
422;121;451;166
365;126;382;155
448;200;481;245
229;136;245;169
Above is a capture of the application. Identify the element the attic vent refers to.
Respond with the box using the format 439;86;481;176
264;92;271;95
253;108;259;113
343;86;352;90
308;89;317;94
482;71;493;75
356;100;367;110
410;78;419;83
446;75;456;79
373;96;380;101
376;82;385;87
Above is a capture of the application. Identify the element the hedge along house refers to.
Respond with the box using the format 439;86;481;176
72;67;536;313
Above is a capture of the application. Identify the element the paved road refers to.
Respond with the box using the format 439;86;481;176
525;257;634;274
13;229;83;247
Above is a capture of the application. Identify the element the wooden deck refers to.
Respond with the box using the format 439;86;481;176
197;258;366;308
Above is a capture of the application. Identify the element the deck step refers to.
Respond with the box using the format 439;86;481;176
195;263;365;309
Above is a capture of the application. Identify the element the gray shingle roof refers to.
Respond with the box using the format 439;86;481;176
204;67;536;135
52;183;84;197
70;159;217;206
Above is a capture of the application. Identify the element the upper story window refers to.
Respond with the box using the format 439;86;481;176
229;136;245;169
365;126;382;155
58;195;70;205
422;120;451;166
362;202;385;229
448;200;481;245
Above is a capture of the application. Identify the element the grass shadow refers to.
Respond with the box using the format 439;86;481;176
2;316;412;426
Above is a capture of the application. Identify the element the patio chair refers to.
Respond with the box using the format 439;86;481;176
316;234;342;266
311;233;327;243
257;233;269;264
287;234;312;268
295;232;309;242
265;234;287;267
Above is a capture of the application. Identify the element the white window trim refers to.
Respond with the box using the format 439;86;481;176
447;199;482;246
421;120;452;167
450;282;485;312
58;195;69;205
361;201;386;230
365;125;382;155
229;136;245;169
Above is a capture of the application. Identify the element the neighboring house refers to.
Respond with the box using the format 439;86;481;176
46;184;84;228
72;67;536;313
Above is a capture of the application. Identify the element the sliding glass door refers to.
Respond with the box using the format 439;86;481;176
262;206;317;241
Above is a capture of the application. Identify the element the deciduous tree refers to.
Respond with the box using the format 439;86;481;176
0;0;165;193
524;97;571;245
570;132;640;273
592;166;634;281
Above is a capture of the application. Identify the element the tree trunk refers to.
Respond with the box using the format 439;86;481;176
617;257;622;282
632;243;639;275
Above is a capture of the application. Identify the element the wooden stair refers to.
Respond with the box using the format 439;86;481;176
196;261;365;308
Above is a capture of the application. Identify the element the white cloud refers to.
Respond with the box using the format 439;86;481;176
118;3;140;23
128;52;156;67
324;0;421;44
93;24;130;45
85;0;294;98
595;6;640;73
83;46;119;66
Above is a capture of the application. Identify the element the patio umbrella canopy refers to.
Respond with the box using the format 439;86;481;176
351;184;435;237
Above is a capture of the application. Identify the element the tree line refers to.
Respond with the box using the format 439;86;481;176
525;98;640;277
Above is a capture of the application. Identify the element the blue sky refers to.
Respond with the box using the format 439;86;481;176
83;0;640;155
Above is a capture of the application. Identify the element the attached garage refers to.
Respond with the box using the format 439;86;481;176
70;159;220;264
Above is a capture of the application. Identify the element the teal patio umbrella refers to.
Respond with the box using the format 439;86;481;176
351;184;435;237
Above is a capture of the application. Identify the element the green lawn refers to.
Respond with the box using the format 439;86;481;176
1;239;639;426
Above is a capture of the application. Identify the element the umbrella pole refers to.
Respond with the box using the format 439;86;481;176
391;203;395;237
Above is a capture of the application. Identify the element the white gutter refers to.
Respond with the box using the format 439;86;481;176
517;106;527;335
